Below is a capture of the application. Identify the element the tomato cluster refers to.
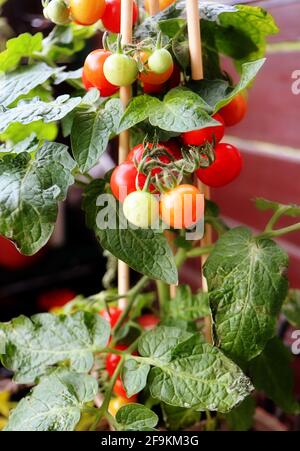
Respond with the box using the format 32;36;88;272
110;92;246;230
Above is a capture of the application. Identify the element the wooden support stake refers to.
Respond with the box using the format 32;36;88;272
186;0;213;343
149;0;160;15
118;0;134;309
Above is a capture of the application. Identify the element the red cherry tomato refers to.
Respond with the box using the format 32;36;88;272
106;345;128;377
113;377;138;400
137;314;160;330
127;142;181;174
0;236;42;270
82;69;93;90
160;184;204;229
142;82;165;94
83;50;119;97
110;161;154;202
196;143;243;188
38;289;76;311
166;63;181;89
101;0;138;33
100;306;123;327
181;113;225;147
218;92;248;127
70;0;106;25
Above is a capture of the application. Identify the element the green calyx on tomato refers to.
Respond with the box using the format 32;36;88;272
196;143;243;187
43;0;71;25
123;191;159;229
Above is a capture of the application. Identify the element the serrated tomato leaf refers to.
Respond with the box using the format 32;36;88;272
0;311;110;383
4;369;98;431
115;404;158;431
0;142;76;255
204;227;288;362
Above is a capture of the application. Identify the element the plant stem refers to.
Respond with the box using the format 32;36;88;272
175;247;187;268
156;280;170;311
264;206;290;232
259;222;300;239
112;275;149;336
186;245;214;258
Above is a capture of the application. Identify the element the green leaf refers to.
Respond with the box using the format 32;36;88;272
0;142;76;255
249;337;300;414
0;95;82;134
120;88;216;133
164;285;210;321
0;311;110;383
189;59;265;111
4;369;98;431
0;63;60;107
161;403;199;431
138;326;192;363
204;227;288;362
115;404;158;431
139;331;253;412
53;68;83;85
122;359;150;398
0;120;58;144
171;26;190;70
0;33;42;72
82;180;178;284
0;133;38;155
282;289;300;329
224;396;255;431
255;198;300;217
71;99;123;172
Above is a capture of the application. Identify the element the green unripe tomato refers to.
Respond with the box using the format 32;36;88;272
43;0;71;25
123;191;159;229
103;54;138;87
148;49;173;74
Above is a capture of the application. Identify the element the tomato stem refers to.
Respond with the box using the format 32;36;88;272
264;206;291;233
259;222;300;239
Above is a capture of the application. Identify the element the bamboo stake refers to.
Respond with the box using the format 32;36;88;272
118;0;134;309
186;0;213;343
147;0;177;299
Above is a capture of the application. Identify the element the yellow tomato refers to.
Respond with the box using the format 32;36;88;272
108;397;131;417
145;0;175;13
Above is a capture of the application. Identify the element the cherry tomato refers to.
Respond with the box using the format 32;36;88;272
0;236;42;270
69;0;106;25
123;191;159;229
196;143;242;188
106;345;128;377
43;0;71;25
142;81;165;94
101;0;138;33
108;396;137;417
144;0;175;13
82;69;93;90
83;50;118;97
148;49;173;74
113;377;138;400
38;289;76;311
103;54;138;87
139;51;173;85
181;113;225;147
218;92;248;127
110;161;152;202
137;314;160;330
166;63;181;89
160;184;204;229
100;306;123;327
127;142;181;174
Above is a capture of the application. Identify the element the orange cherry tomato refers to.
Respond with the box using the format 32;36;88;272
144;0;175;13
69;0;106;25
139;51;173;85
160;184;204;229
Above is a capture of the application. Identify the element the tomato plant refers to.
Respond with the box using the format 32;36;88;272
0;0;298;434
